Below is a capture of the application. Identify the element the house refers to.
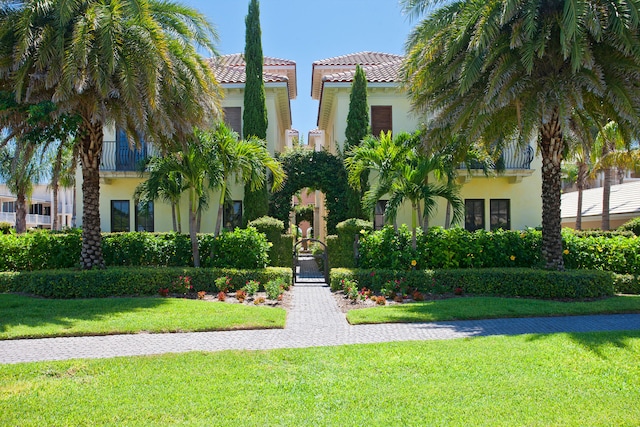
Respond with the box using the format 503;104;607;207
75;54;297;233
561;180;640;229
0;183;74;230
310;51;543;233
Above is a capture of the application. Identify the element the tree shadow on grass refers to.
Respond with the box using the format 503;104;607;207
0;293;172;338
524;329;640;359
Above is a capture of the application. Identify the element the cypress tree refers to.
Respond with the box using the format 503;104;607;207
345;65;369;152
242;0;269;223
344;65;370;219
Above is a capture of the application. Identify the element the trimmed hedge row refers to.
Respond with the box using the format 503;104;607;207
0;267;291;299
0;228;280;271
326;218;373;268
356;225;640;275
330;268;615;299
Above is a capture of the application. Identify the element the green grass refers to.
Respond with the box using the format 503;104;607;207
0;331;639;426
347;295;640;325
0;294;286;340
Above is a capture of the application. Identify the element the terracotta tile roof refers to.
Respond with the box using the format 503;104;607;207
322;59;403;83
208;54;297;98
312;51;403;66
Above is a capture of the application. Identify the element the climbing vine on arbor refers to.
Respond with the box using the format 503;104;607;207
270;149;358;234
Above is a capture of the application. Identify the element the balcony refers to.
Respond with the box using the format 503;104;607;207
458;145;535;183
100;140;159;183
0;212;51;228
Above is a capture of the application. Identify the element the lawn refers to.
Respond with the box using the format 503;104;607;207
0;294;286;340
0;331;638;426
346;295;640;325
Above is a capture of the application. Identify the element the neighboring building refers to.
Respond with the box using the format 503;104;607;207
561;180;640;229
310;51;543;233
75;54;297;233
0;183;74;230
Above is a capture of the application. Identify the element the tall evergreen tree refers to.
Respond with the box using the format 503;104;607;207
242;0;270;223
345;65;369;151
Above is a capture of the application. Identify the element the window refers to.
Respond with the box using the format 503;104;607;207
29;204;44;215
2;201;15;213
371;106;393;136
111;200;130;232
374;200;388;230
490;199;511;230
223;201;242;231
223;107;242;135
135;201;154;232
465;199;485;232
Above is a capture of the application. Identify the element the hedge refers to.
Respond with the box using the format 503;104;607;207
326;218;373;268
330;268;615;300
0;267;291;299
248;216;293;267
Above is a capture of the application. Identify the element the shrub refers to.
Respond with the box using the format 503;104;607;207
327;218;373;268
613;274;640;295
265;278;286;300
618;216;640;236
242;280;260;296
330;268;614;300
0;267;291;299
0;221;12;234
248;216;291;267
207;227;269;269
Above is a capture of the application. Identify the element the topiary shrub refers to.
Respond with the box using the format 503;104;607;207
0;221;12;234
612;274;640;295
328;218;373;268
248;216;291;267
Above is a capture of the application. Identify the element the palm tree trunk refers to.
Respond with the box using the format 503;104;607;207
539;111;565;270
215;183;226;236
189;190;200;267
79;122;106;270
171;203;177;232
411;201;418;250
602;167;612;231
15;193;26;233
575;161;587;230
445;201;452;229
51;182;59;231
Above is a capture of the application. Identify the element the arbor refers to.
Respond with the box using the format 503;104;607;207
346;131;464;249
242;0;270;223
402;0;640;269
0;0;221;269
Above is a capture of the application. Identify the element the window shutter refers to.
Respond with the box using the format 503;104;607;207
223;107;242;135
371;106;392;136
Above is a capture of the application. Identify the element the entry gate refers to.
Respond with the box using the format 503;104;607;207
292;238;329;284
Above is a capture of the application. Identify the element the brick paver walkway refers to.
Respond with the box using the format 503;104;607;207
1;259;639;364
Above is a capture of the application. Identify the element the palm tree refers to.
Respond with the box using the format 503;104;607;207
49;139;78;231
202;123;285;236
0;140;44;233
0;0;221;269
135;155;186;233
401;0;640;269
347;131;464;249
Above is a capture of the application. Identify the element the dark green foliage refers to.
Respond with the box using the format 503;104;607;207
612;274;640;295
248;216;292;267
327;218;373;268
0;222;11;234
0;229;82;271
294;204;314;224
330;268;615;300
0;267;291;299
205;227;269;269
242;0;267;140
270;149;353;234
618;217;640;236
242;0;269;224
345;65;369;151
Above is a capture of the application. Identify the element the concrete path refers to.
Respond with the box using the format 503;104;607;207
1;260;640;364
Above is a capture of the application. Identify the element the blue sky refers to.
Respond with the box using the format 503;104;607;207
180;0;416;139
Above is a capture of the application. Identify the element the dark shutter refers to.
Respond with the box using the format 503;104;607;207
224;107;242;135
371;106;392;136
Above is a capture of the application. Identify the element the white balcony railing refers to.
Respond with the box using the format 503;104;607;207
0;212;51;226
